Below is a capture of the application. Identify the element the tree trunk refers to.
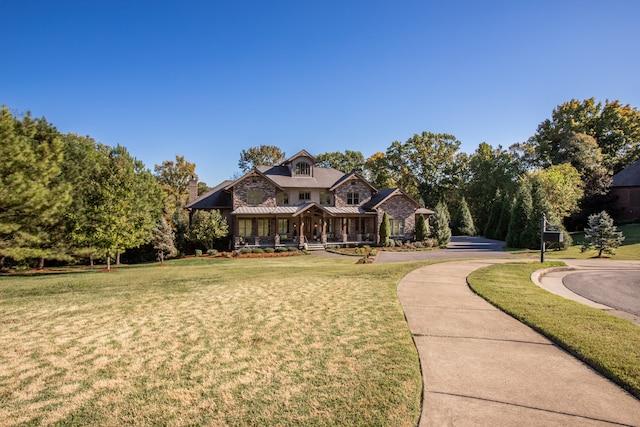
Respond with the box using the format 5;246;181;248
106;251;111;270
0;256;4;270
38;257;45;270
89;255;94;267
116;250;121;265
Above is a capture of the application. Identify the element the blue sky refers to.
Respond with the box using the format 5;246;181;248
3;1;640;186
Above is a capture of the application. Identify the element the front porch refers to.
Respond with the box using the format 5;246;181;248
231;203;378;250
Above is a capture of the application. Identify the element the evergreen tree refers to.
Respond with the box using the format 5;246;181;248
415;214;428;241
506;181;533;248
379;212;391;247
153;217;177;263
495;195;513;241
0;108;72;269
188;210;229;251
456;197;476;236
483;191;502;239
581;211;625;257
430;201;452;247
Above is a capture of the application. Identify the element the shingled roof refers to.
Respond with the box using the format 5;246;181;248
612;159;640;187
184;180;234;209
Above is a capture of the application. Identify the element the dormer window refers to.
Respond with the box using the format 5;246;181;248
295;161;311;176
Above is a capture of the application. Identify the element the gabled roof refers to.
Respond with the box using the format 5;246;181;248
256;164;345;189
328;173;377;192
184;180;234;209
364;188;425;211
224;168;284;191
612;159;640;187
282;149;316;165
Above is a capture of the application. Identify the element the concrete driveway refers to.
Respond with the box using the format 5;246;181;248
534;259;640;325
375;236;514;263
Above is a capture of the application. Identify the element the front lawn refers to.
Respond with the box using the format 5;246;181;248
506;223;640;260
468;262;640;398
0;257;424;426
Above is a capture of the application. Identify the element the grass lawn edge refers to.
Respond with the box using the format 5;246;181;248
466;261;640;399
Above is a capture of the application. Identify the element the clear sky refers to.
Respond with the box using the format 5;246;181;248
3;1;640;186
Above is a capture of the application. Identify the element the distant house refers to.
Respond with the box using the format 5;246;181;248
185;150;433;249
611;158;640;222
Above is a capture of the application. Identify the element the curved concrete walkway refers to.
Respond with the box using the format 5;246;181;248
397;259;640;426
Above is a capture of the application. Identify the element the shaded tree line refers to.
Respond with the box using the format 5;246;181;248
239;98;640;249
0;107;164;270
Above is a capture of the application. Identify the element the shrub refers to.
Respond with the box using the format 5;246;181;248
194;249;203;257
207;249;218;256
240;248;252;255
264;247;275;253
414;241;424;249
275;246;287;253
287;247;298;252
252;248;264;254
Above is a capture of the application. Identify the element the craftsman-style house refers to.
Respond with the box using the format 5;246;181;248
185;150;432;249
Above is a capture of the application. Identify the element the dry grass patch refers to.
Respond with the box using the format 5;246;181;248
0;257;424;426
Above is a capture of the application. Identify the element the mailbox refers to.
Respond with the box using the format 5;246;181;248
543;231;563;243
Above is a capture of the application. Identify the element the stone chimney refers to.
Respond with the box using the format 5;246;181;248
188;179;198;203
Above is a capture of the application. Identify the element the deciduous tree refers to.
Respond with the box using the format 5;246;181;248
154;155;197;218
238;145;286;172
188;210;229;251
315;150;364;174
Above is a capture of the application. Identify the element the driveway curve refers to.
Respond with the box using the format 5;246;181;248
375;236;514;263
564;270;640;316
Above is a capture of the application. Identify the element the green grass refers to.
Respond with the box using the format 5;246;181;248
506;223;640;260
0;256;426;426
467;262;640;398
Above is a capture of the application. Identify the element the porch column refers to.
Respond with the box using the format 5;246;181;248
342;217;348;243
321;215;327;245
299;216;305;246
274;216;280;246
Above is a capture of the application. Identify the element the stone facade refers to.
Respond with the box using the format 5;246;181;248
334;178;373;208
186;150;431;249
378;195;418;238
233;176;277;209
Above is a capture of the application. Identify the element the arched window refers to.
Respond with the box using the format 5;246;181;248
295;161;311;176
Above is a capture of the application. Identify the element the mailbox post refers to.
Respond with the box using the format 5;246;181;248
540;214;546;263
540;213;563;263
